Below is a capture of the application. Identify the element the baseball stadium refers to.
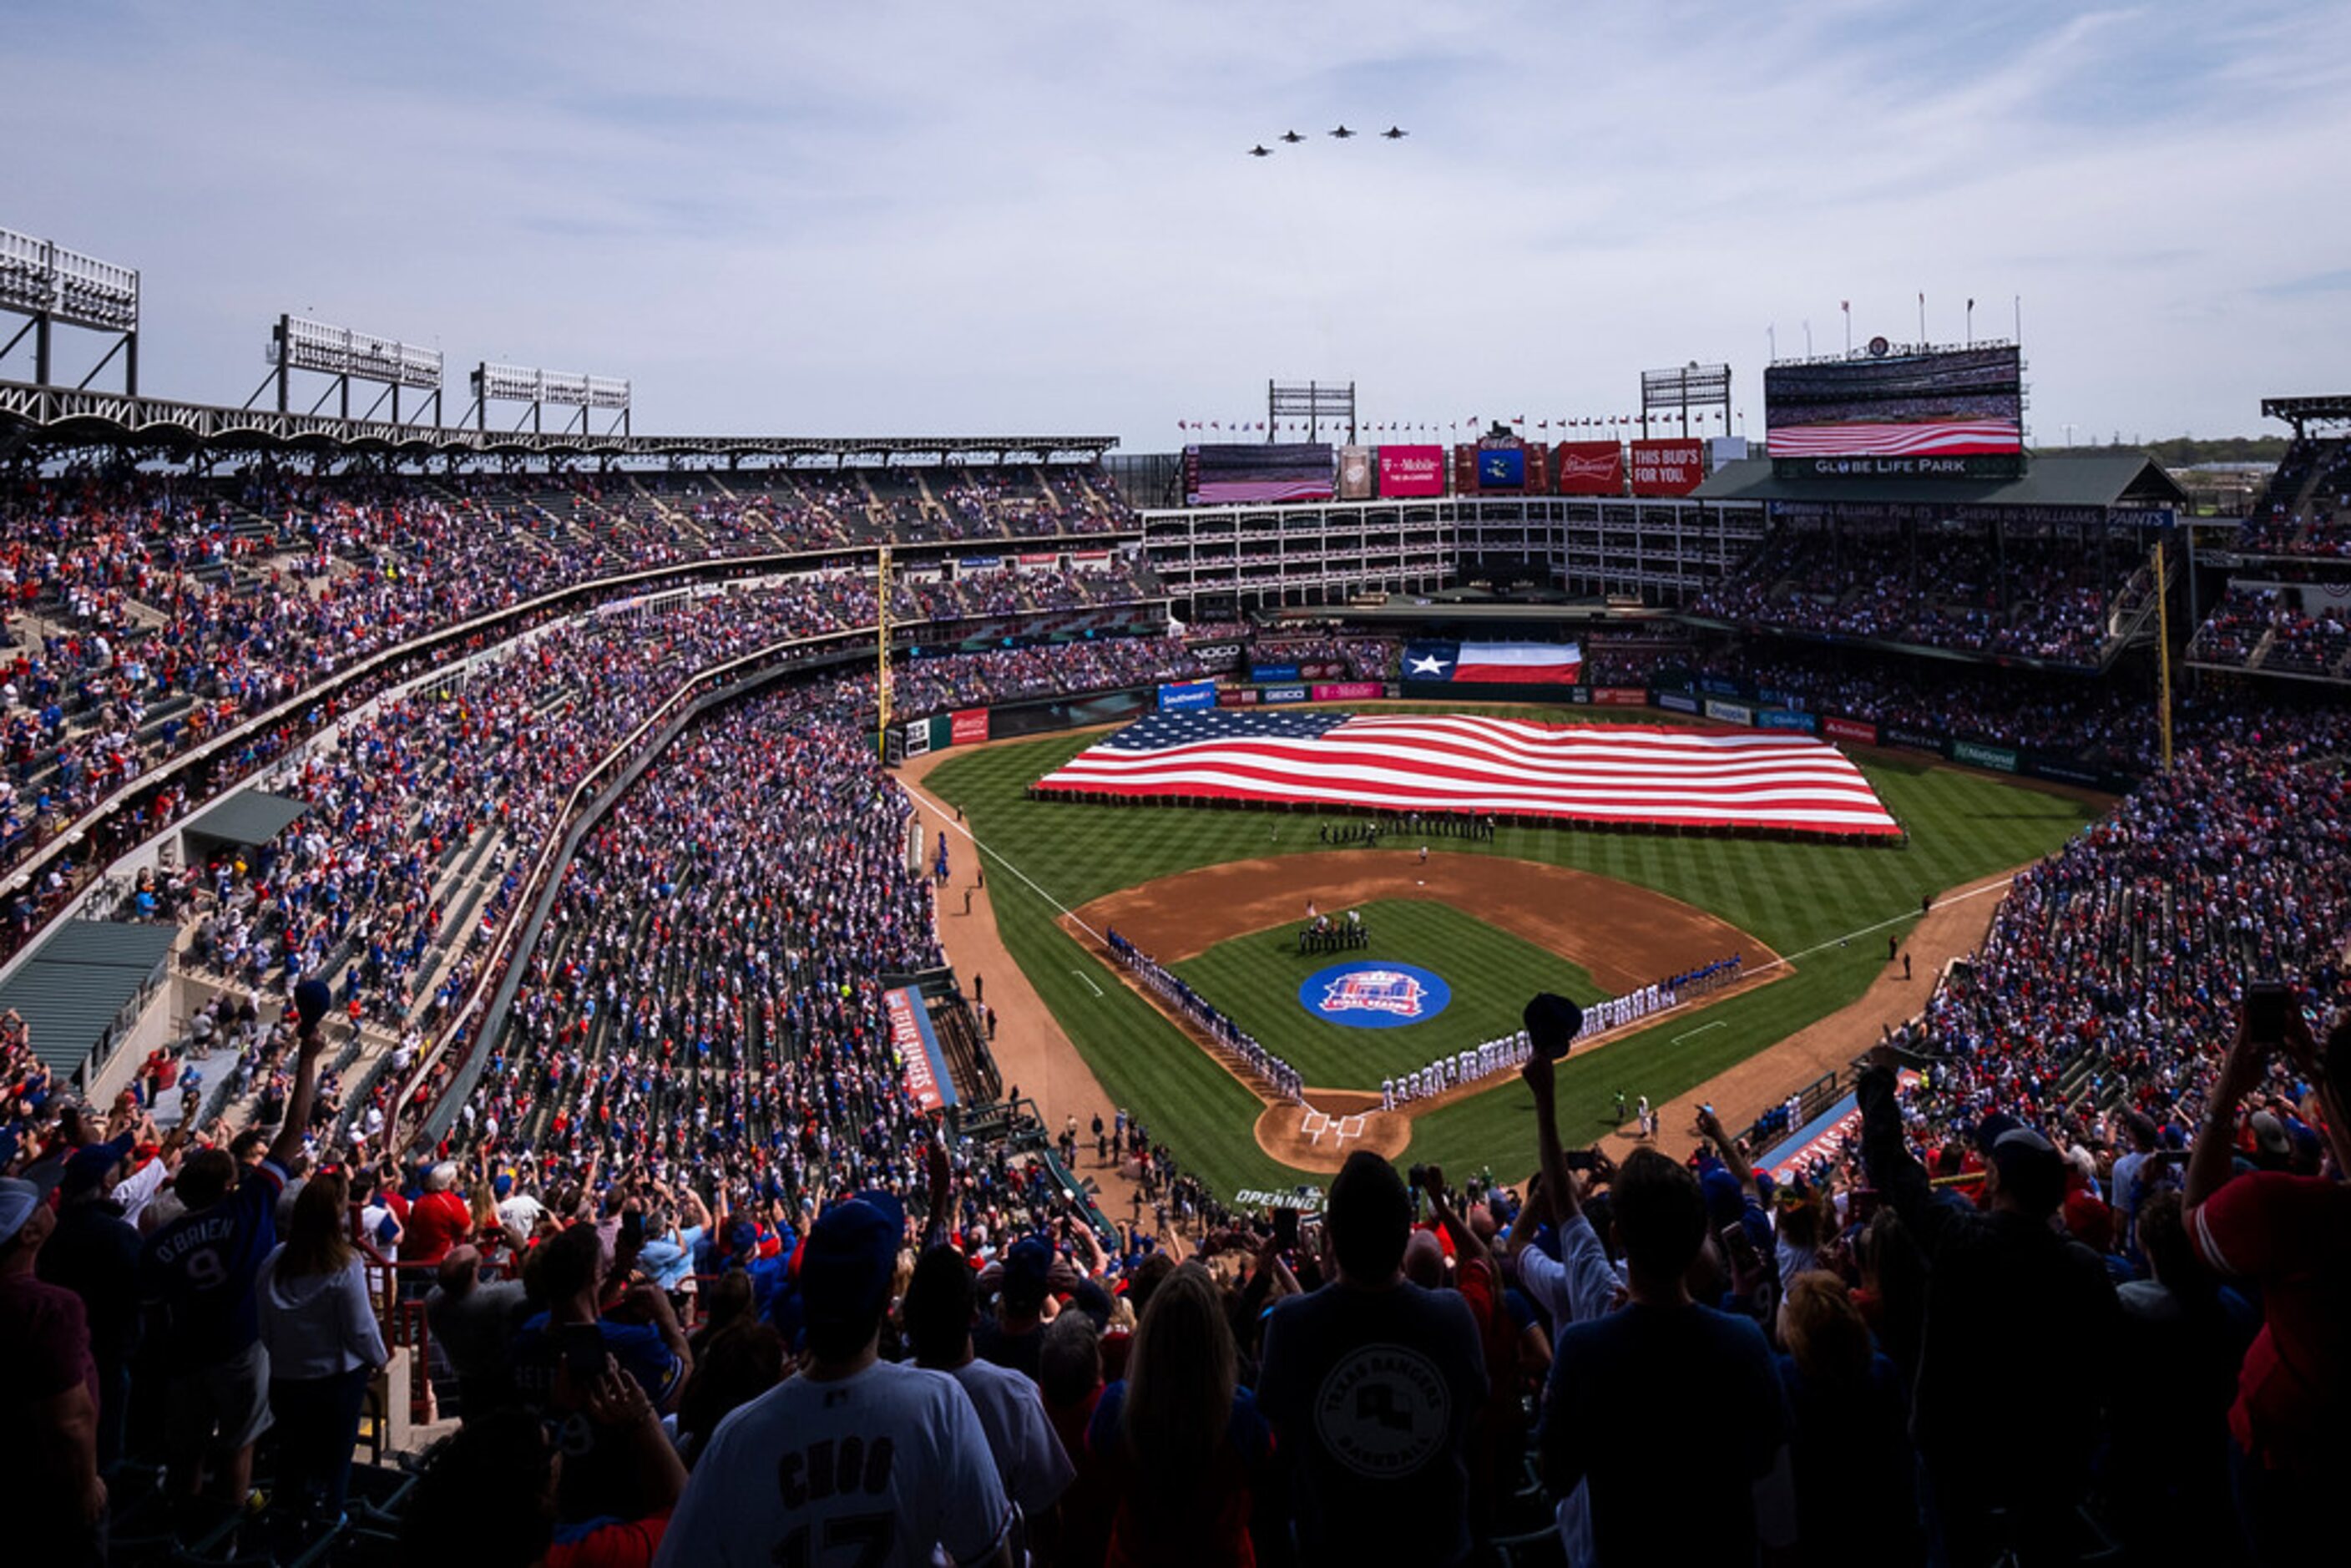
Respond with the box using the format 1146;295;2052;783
5;8;2349;1566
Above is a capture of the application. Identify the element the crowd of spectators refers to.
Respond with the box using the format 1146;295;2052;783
2187;583;2351;679
1696;525;2145;663
0;463;1140;893
4;463;2351;1564
2237;436;2351;557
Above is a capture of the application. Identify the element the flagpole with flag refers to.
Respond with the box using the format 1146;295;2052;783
1842;300;1852;357
1966;297;1974;346
1918;291;1926;345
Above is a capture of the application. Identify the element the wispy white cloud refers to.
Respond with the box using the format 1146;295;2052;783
2;0;2344;444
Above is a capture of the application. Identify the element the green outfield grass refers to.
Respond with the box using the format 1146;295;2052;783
1167;900;1599;1090
922;703;2104;1201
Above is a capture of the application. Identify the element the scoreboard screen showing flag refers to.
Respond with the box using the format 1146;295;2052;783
1765;345;2022;459
1033;711;1902;837
1405;641;1581;685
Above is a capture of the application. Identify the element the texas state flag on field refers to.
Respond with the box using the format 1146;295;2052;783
1404;640;1582;685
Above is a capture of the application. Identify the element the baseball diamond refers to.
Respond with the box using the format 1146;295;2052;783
912;704;2102;1197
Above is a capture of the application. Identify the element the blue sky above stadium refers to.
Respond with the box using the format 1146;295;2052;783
8;0;2347;448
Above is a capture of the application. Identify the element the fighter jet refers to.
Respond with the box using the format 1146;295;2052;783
1248;144;1273;158
1382;125;1408;139
1279;129;1306;144
1329;124;1356;139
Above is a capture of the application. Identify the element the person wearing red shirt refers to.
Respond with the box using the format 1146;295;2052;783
2186;1004;2351;1565
399;1162;473;1269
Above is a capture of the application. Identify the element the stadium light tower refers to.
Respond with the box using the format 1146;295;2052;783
0;225;140;392
468;361;631;436
1267;380;1356;444
252;314;443;424
1640;362;1731;440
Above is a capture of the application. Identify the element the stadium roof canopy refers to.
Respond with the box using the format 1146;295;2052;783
2260;395;2351;433
1691;452;2188;511
183;788;309;851
0;379;1115;465
0;919;178;1080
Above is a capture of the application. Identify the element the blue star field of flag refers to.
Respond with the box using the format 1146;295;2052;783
1100;709;1352;750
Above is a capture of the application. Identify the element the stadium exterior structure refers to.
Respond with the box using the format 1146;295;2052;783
0;375;1114;466
1138;452;2187;655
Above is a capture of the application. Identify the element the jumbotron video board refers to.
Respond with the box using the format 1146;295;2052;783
1765;344;2022;478
1183;443;1334;504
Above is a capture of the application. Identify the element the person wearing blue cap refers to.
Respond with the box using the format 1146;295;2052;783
655;1193;1014;1567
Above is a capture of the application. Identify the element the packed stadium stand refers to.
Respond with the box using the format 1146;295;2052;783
3;375;2345;1568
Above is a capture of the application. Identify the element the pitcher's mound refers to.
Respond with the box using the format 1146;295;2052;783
1255;1095;1411;1171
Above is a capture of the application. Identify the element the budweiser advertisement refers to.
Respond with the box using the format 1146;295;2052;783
1554;440;1625;496
1629;439;1706;497
1376;444;1447;498
950;708;991;746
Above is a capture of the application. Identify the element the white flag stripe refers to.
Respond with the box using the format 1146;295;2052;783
1456;641;1581;667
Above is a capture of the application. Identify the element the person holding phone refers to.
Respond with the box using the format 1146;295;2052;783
509;1222;692;1540
2184;999;2351;1563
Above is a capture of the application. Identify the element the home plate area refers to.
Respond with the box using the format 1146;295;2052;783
1254;1090;1408;1170
1298;1107;1369;1147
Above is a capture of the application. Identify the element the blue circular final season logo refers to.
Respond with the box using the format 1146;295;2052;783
1298;961;1452;1029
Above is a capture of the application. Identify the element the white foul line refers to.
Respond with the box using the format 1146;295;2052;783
1070;969;1104;998
908;787;1104;940
1747;876;2016;978
1672;1020;1726;1044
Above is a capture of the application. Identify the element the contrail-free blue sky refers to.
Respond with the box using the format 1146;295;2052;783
7;0;2345;448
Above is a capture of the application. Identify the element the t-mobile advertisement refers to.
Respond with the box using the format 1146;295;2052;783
1377;444;1448;498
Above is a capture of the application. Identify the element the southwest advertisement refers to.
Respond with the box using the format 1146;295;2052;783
1157;680;1216;711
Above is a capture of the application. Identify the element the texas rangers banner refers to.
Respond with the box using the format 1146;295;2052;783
1403;641;1582;685
884;986;958;1114
1033;710;1901;837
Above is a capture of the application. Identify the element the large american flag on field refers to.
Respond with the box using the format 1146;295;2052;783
1034;711;1901;837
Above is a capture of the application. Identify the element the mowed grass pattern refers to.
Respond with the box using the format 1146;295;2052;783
1167;900;1599;1090
923;704;2102;1199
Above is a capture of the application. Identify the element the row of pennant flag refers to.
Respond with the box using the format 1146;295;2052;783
1175;410;1736;433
